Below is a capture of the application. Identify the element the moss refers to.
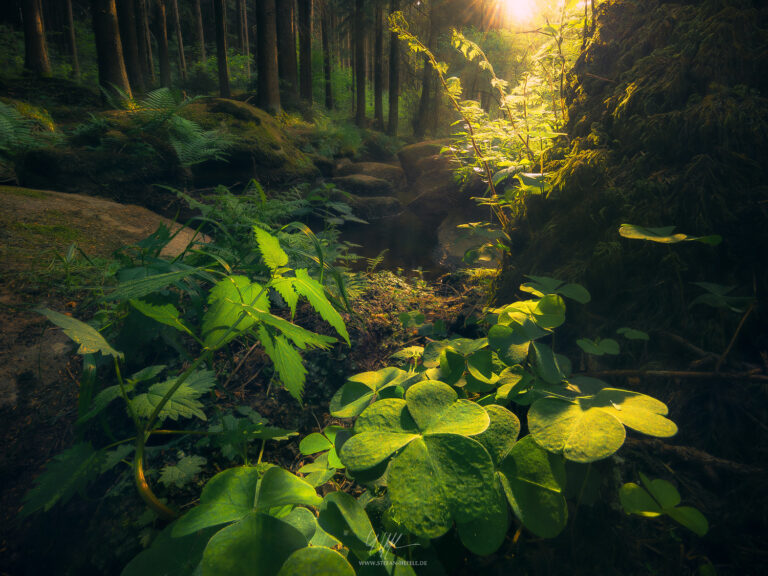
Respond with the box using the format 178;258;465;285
498;0;768;338
181;98;319;186
1;186;47;198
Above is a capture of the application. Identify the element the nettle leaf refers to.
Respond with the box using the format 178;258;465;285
259;327;307;402
528;388;678;463
132;370;216;423
37;309;122;359
498;436;568;538
341;382;494;539
76;385;123;425
254;226;289;272
278;547;356;576
201;275;269;349
121;523;217;576
619;224;722;246
130;299;193;336
620;474;708;536
22;443;104;516
160;455;207;488
104;267;202;302
290;269;350;345
330;367;411;418
576;338;620;356
271;277;299;318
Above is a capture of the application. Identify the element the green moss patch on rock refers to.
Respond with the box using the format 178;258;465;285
181;98;319;187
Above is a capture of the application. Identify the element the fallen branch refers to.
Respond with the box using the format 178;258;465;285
584;369;768;382
626;438;763;475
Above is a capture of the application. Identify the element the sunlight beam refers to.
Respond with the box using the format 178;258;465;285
500;0;536;24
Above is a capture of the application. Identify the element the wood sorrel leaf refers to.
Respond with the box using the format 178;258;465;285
498;436;568;538
277;547;356;576
330;367;410;418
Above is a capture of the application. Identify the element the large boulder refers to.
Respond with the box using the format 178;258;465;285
181;99;319;187
397;139;450;183
331;174;396;197
335;161;406;190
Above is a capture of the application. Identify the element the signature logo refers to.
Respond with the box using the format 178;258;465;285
366;530;421;551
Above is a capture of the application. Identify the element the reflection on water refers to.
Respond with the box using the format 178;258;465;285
340;210;445;276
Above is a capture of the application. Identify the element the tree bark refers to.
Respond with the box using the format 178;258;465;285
237;0;250;78
276;0;299;108
169;0;187;81
373;3;384;129
387;0;400;136
213;0;231;97
136;0;155;84
194;0;206;63
354;0;365;126
256;0;280;113
321;0;333;110
155;0;172;87
117;0;145;92
22;0;52;77
92;0;132;99
298;0;313;104
65;0;80;81
414;0;439;137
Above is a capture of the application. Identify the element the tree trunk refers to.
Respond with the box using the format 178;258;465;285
65;0;80;81
373;3;384;129
169;0;187;81
256;0;280;113
117;0;145;92
194;0;206;63
92;0;132;99
354;0;365;126
22;0;52;77
276;0;299;108
414;0;439;137
298;0;313;104
387;0;400;136
237;0;250;78
213;0;231;97
155;0;172;87
136;0;155;84
321;0;333;110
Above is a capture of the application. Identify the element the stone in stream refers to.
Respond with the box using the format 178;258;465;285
330;174;396;197
335;161;406;190
397;139;451;183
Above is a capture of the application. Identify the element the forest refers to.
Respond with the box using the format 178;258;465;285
0;0;766;574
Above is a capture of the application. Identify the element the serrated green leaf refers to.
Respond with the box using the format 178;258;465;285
132;371;216;423
290;269;350;345
160;455;207;488
254;226;289;271
130;299;193;335
37;309;122;359
202;276;270;349
76;385;123;425
104;268;202;302
272;277;299;318
22;443;104;516
260;327;307;402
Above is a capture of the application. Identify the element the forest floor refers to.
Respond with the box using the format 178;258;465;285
0;184;479;575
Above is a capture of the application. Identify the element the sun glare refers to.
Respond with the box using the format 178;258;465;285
502;0;536;23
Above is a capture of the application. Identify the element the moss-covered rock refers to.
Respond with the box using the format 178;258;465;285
498;0;768;337
181;98;319;187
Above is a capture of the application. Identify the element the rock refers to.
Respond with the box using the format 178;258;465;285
310;154;335;177
335;162;406;190
358;131;398;162
397;139;450;183
328;187;402;221
331;174;396;197
182;98;319;187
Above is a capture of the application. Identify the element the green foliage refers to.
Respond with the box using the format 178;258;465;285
619;224;722;246
620;473;709;536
